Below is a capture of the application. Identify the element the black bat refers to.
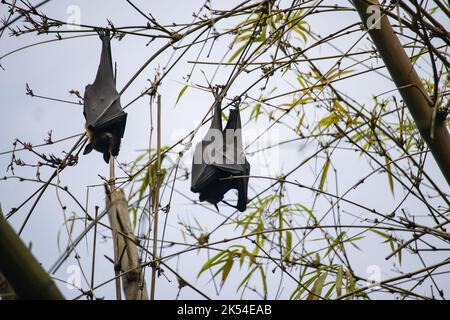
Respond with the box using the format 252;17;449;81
191;99;250;212
83;30;127;164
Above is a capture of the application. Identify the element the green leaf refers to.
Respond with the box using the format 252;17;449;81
332;99;347;115
139;170;149;199
291;272;317;300
222;254;234;284
324;283;336;299
198;250;228;277
259;266;268;298
319;157;331;191
371;229;393;241
236;266;257;292
284;231;292;261
307;272;327;300
175;85;188;105
250;103;262;121
336;266;343;297
345;270;356;299
318;113;340;128
228;44;246;62
325;231;345;257
295;204;317;224
385;154;394;195
295;112;305;134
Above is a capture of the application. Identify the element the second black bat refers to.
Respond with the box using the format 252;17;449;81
191;99;250;212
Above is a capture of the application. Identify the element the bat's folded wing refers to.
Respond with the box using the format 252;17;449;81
84;86;126;136
236;160;250;211
84;32;127;137
191;140;221;192
212;108;247;175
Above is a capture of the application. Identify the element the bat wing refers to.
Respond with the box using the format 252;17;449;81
209;99;223;132
191;141;221;192
191;100;223;192
212;108;247;175
84;31;126;137
215;108;250;211
235;159;250;211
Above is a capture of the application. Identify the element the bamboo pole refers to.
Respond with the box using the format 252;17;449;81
106;155;148;300
0;272;16;300
353;0;450;185
105;186;148;300
150;94;162;300
0;205;64;300
108;158;122;300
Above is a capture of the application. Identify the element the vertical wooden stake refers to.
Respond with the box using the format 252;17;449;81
109;155;122;300
109;156;116;193
90;206;99;292
150;94;162;300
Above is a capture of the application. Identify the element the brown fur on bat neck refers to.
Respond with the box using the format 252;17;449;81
83;123;119;164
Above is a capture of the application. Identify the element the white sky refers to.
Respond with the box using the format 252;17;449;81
0;0;448;300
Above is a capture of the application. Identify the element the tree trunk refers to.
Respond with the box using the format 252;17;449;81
0;272;16;300
353;0;450;185
0;206;64;300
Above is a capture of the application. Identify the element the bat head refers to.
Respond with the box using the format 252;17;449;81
84;125;120;163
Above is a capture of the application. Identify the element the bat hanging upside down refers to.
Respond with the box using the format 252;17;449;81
83;29;127;164
191;98;250;212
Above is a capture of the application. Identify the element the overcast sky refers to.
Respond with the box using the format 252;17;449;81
1;0;448;300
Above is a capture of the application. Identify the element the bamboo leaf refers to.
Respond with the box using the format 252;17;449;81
222;254;234;284
259;266;268;298
198;250;228;277
371;229;393;241
325;231;345;257
175;85;188;105
336;266;343;297
236;266;257;292
307;271;327;300
284;231;292;261
345;270;356;300
228;44;246;62
318;113;340;128
319;157;331;191
385;154;394;195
